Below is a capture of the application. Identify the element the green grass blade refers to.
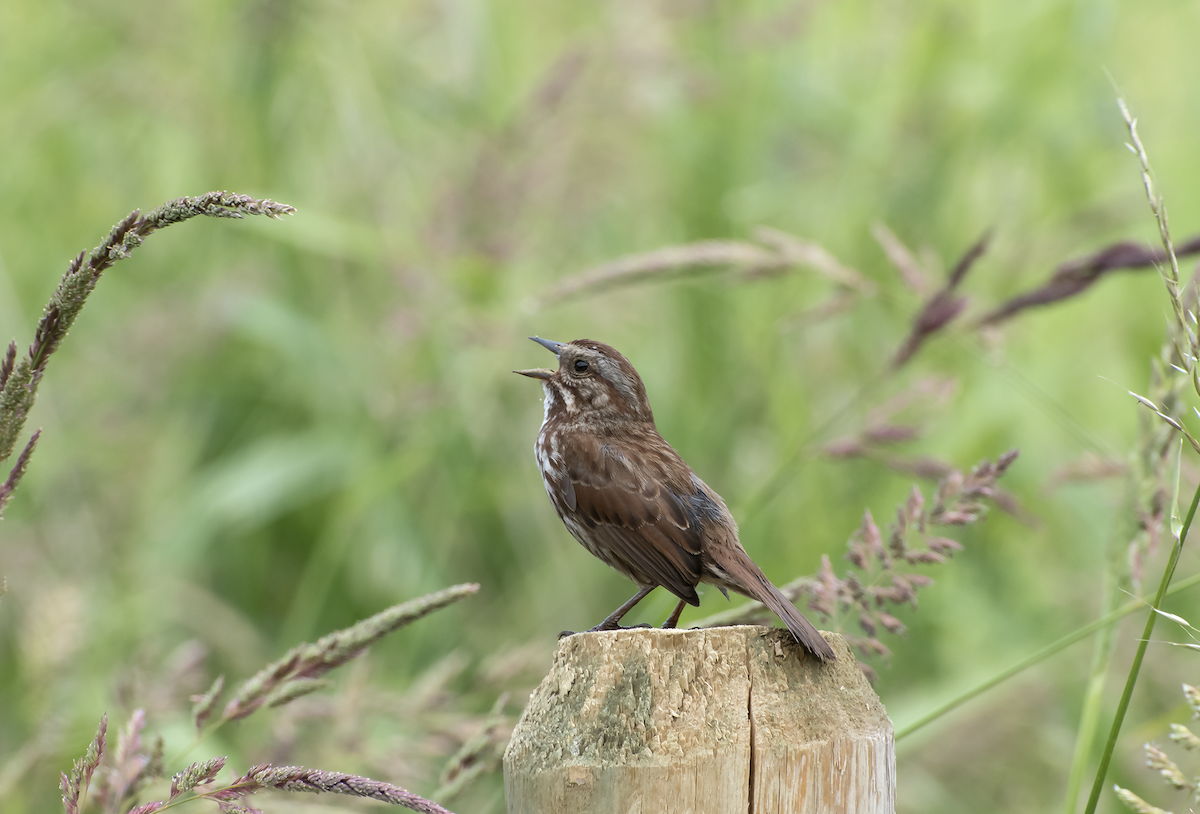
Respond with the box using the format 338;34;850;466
1082;479;1200;814
896;567;1200;742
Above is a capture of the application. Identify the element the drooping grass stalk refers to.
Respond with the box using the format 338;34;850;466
1083;481;1200;814
219;583;480;725
0;192;294;519
150;586;479;811
176;583;480;766
895;567;1200;741
202;764;456;814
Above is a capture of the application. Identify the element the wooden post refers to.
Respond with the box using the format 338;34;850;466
504;627;894;813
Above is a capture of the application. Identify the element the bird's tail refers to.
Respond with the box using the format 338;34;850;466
707;545;836;661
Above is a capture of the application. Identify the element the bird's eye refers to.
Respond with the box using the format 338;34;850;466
574;359;589;373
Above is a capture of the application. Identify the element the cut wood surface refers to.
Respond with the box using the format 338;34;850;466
504;626;894;813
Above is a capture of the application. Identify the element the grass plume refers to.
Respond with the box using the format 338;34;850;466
60;585;478;814
693;451;1018;673
980;236;1200;326
891;231;990;368
60;716;106;814
1113;678;1200;813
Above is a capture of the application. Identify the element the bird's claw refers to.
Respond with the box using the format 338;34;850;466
558;622;652;639
589;622;652;633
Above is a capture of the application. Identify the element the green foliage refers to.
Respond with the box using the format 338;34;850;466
3;2;1200;813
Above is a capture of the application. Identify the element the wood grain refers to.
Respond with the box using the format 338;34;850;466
504;627;894;813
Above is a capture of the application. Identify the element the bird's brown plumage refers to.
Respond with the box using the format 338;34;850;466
516;337;835;661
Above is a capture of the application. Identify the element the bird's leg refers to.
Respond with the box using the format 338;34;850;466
661;598;687;629
591;585;656;631
560;586;656;638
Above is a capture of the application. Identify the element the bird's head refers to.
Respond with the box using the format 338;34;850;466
515;337;654;424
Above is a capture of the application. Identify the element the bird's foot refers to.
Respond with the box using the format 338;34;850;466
558;622;652;639
593;622;652;633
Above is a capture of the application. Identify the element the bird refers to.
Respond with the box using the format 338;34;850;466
515;337;835;661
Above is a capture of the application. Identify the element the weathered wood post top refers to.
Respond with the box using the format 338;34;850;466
504;627;894;813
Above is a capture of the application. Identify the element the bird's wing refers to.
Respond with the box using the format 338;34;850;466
559;432;703;605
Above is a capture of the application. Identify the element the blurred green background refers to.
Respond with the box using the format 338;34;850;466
3;1;1200;812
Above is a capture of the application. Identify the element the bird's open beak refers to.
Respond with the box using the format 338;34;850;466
514;367;554;380
514;336;564;379
529;336;565;355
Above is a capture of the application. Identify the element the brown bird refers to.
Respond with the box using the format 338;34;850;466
515;337;835;661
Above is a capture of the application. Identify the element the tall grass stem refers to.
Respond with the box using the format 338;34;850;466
1082;479;1200;814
